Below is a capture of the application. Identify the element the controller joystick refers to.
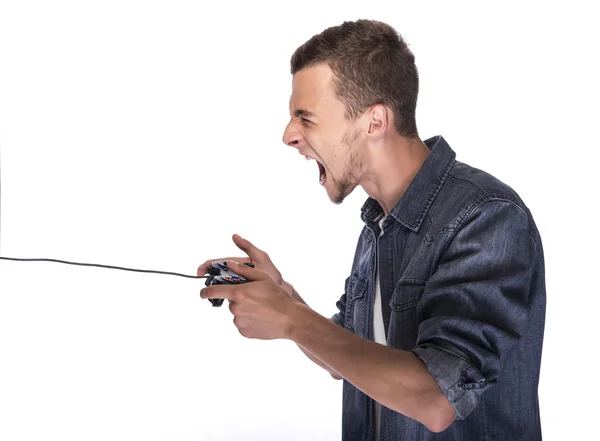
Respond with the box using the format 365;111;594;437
204;260;255;307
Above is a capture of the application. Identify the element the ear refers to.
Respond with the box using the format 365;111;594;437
365;104;388;137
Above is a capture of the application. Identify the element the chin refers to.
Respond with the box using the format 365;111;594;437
329;181;354;205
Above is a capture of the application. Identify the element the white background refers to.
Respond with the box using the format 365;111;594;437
0;1;598;440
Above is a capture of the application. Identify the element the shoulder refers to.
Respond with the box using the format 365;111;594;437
430;160;541;245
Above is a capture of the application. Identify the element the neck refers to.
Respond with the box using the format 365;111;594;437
360;136;430;215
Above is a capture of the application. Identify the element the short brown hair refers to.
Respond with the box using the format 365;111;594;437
290;19;419;138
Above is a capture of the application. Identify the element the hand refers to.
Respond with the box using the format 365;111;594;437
197;234;294;296
200;261;299;340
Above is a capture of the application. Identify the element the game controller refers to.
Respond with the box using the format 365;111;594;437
204;260;255;307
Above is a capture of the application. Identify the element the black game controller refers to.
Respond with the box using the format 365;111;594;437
204;260;255;307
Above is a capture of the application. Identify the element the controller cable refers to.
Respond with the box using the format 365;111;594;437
0;143;208;280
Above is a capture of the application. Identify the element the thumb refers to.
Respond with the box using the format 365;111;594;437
232;234;267;262
226;260;268;282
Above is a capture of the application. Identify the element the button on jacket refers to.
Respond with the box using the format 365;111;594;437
331;135;546;441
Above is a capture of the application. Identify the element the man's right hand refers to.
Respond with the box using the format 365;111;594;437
197;234;294;297
198;234;342;380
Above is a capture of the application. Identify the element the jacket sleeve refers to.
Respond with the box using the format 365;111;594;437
412;199;538;420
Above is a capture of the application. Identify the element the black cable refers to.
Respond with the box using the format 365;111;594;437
0;144;207;280
0;257;207;279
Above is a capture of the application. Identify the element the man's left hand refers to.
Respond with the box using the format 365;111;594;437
200;260;299;340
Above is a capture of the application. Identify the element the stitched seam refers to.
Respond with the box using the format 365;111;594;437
397;157;456;230
446;172;487;199
390;279;426;310
345;272;368;334
441;197;534;255
397;278;427;285
389;299;419;312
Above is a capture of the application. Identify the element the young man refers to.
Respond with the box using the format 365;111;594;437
199;19;546;440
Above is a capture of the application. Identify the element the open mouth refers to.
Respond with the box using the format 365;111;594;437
317;161;326;185
304;154;327;185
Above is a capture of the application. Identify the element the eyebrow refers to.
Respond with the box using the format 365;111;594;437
293;109;315;119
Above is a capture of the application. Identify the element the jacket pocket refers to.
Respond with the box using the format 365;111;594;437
388;279;426;349
345;271;369;337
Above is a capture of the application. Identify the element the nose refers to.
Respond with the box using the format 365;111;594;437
282;120;304;150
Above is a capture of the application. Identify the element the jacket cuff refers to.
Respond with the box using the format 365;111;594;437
413;343;493;420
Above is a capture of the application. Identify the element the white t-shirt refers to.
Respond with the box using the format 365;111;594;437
374;214;387;440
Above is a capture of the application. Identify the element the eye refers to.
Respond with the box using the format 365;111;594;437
301;117;312;126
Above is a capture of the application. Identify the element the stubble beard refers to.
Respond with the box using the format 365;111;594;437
329;127;363;205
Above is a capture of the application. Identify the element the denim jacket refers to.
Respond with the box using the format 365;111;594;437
331;135;546;440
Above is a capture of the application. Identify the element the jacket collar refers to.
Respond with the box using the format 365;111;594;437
360;135;456;232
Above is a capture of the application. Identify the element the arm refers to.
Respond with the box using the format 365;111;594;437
282;281;343;380
288;304;455;432
286;199;536;433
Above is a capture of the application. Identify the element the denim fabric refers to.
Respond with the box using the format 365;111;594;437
331;135;545;440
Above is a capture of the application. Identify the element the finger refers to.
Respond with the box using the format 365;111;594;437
197;257;252;276
228;300;244;316
226;260;270;281
200;285;237;301
197;257;250;276
233;316;256;338
232;234;269;263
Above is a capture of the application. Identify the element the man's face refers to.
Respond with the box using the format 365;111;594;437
282;64;364;204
